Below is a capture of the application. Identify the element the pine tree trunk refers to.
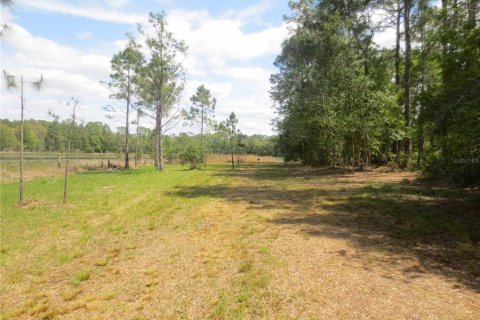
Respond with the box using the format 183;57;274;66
135;109;140;168
125;93;130;169
19;77;24;204
201;106;204;165
403;0;412;160
155;105;161;170
231;141;235;169
417;1;427;167
395;2;401;87
64;103;76;204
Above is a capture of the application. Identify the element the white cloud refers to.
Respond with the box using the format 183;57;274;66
224;1;274;19
2;3;290;135
103;0;129;8
77;31;92;39
1;23;112;123
167;9;288;65
18;0;145;24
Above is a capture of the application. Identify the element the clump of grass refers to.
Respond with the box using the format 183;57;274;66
101;290;116;301
61;288;83;301
94;259;108;267
72;270;90;284
125;243;136;250
147;221;155;230
380;184;399;193
238;259;253;273
108;248;120;258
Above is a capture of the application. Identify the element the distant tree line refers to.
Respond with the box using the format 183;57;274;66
272;0;479;185
0;119;280;158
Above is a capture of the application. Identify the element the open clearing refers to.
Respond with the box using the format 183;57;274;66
1;162;479;319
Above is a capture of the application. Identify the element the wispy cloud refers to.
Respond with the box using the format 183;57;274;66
18;0;145;24
77;31;92;39
3;2;290;134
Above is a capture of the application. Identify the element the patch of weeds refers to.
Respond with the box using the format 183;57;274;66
0;247;8;267
108;224;125;234
380;184;400;193
147;221;155;230
100;290;116;300
61;288;83;301
108;248;121;258
94;258;108;267
212;291;233;319
125;243;137;250
259;246;270;256
143;267;158;276
72;270;91;284
59;250;83;264
238;259;253;273
28;302;49;316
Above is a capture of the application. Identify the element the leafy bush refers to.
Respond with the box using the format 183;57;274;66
179;143;204;170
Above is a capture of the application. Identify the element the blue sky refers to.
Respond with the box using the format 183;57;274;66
1;0;292;135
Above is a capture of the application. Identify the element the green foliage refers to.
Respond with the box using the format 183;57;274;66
185;84;216;164
178;139;204;170
272;0;479;185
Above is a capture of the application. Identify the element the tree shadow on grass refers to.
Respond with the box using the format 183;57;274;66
169;163;480;292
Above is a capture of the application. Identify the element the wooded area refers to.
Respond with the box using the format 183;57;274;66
271;0;479;185
0;119;280;158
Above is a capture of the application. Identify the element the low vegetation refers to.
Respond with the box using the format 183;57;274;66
1;161;478;319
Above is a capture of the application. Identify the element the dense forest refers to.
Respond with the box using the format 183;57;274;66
0;119;280;158
271;0;479;185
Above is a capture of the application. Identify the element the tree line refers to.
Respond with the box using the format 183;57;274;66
271;0;479;185
0;118;280;158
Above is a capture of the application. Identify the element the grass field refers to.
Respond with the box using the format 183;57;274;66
0;162;479;319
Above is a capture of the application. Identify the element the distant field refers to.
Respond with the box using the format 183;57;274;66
0;162;479;319
0;152;152;183
0;152;280;183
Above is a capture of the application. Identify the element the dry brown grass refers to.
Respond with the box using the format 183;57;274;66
206;154;283;164
1;163;478;319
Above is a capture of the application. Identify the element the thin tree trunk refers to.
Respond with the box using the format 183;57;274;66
159;129;164;171
19;76;24;204
201;106;204;165
155;108;164;171
125;100;130;168
231;141;235;169
417;1;427;167
393;1;402;162
403;0;412;160
64;102;76;204
124;70;130;169
395;2;401;86
440;0;448;157
135;109;140;167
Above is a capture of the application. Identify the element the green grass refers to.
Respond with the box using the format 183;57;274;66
1;162;479;319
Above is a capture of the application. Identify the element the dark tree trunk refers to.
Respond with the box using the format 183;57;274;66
468;0;477;26
395;2;401;86
403;0;412;159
